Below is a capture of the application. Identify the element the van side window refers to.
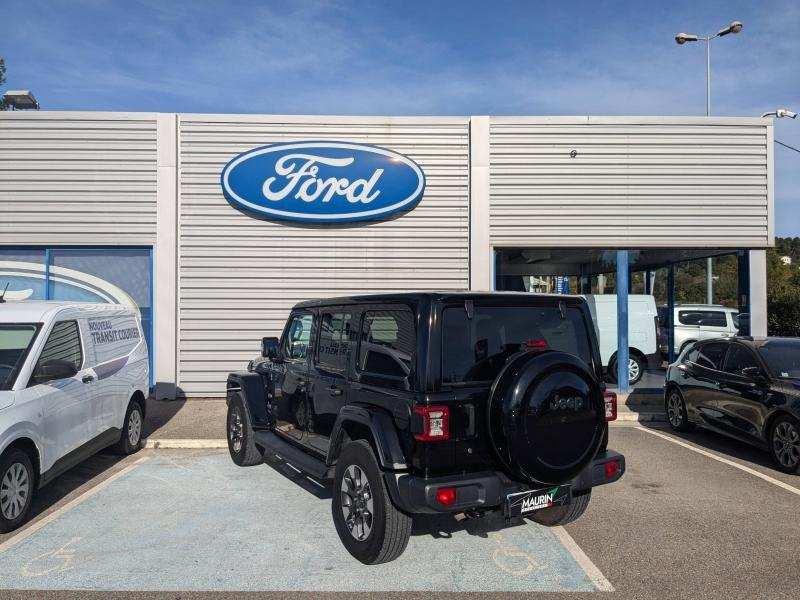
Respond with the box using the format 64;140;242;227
678;311;727;327
37;321;83;372
358;309;415;381
316;311;353;371
283;313;314;360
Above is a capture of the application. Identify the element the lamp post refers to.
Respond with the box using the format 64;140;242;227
675;21;743;305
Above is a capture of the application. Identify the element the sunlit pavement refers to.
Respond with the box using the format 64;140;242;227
1;425;799;599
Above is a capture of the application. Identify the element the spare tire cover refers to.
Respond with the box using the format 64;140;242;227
487;350;605;485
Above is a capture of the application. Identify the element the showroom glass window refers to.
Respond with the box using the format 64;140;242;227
441;304;594;384
0;248;153;386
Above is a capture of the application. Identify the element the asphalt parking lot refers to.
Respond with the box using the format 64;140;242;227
1;422;799;600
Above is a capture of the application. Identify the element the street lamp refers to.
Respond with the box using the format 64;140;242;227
1;90;39;110
675;20;743;305
674;21;743;117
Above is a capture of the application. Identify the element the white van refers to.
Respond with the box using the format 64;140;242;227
0;301;148;532
582;294;661;385
657;304;740;356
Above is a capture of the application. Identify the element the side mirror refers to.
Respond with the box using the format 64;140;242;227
741;366;766;381
33;360;77;384
261;337;280;360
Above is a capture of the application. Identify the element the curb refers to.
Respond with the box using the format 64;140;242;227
145;439;228;449
613;413;666;423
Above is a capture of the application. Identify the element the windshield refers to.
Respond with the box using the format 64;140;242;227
441;304;594;384
0;323;40;391
757;339;800;379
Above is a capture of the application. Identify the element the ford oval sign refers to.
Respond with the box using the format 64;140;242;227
220;141;426;222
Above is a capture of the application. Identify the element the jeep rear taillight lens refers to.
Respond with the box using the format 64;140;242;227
603;391;617;421
436;487;457;506
414;405;450;441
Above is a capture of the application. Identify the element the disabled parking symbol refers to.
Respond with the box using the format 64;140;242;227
21;537;81;577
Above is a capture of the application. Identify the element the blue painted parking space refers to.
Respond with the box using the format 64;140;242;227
0;451;604;592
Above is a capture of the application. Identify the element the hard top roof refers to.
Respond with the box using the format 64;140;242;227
293;291;585;309
0;301;133;323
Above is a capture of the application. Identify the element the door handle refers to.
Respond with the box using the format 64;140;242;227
82;375;95;384
327;385;343;397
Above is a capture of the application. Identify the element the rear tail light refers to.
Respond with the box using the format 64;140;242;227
605;459;621;479
413;405;450;441
436;487;457;506
654;316;662;344
603;391;617;421
525;339;548;351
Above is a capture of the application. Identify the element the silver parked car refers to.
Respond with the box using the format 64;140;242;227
658;304;740;356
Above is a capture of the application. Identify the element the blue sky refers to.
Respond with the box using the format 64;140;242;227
2;0;799;235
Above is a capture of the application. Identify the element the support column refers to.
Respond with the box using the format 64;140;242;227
154;114;178;400
749;249;768;336
616;250;630;393
667;266;676;363
737;250;751;336
469;116;492;291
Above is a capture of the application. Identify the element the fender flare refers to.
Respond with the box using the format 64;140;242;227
226;371;272;429
326;405;407;470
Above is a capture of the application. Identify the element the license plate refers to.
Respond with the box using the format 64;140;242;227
504;485;572;518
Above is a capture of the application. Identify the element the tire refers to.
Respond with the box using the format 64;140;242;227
112;399;144;455
0;448;35;533
528;489;591;527
768;414;800;474
227;394;264;467
332;440;412;565
608;353;644;385
665;387;694;432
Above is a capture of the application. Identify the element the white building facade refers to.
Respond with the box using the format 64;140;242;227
0;112;773;397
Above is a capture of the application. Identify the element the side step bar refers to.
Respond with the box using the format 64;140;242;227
253;430;332;480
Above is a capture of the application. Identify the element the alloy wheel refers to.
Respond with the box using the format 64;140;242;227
340;464;374;541
629;358;641;383
0;462;30;521
128;408;142;446
773;421;800;469
229;406;244;454
667;392;683;428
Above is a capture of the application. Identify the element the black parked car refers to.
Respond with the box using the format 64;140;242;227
226;293;625;564
664;337;800;473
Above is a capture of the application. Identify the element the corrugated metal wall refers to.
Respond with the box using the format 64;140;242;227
0;113;158;245
489;117;772;248
177;115;470;396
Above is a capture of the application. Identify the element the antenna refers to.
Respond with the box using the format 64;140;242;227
0;283;8;303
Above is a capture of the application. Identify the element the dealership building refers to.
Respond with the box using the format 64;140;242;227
0;112;774;398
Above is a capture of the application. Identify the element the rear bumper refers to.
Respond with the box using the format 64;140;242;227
645;351;663;370
385;450;626;515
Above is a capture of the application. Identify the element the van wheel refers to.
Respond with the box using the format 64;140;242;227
112;399;144;455
227;394;264;467
0;448;35;533
609;353;644;385
528;490;591;526
332;440;411;564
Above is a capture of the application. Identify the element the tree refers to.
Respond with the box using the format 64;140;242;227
0;57;6;111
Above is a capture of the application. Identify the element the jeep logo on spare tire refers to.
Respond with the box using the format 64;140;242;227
549;393;586;412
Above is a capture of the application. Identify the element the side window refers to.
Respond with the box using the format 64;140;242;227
694;342;728;371
315;311;353;371
37;321;83;372
282;313;313;360
358;308;415;380
724;345;759;375
678;311;727;327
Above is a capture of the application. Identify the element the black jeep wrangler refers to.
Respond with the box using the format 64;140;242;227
226;292;625;564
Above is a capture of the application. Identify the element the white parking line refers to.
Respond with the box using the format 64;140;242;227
636;427;800;497
551;526;615;592
0;456;150;555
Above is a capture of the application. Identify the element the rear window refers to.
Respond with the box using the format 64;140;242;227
441;304;594;384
